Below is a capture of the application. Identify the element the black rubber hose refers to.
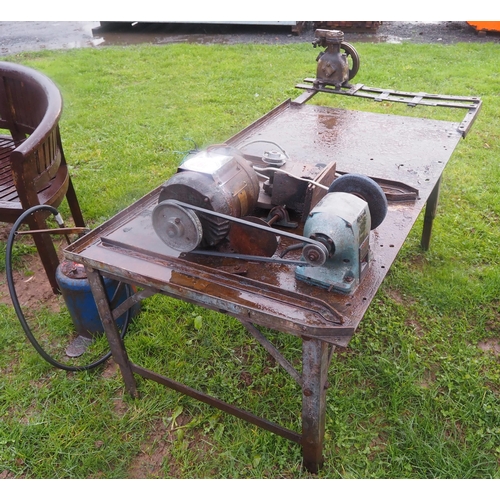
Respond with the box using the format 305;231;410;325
6;204;130;371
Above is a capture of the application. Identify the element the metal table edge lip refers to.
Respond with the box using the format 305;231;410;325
67;236;357;341
64;186;162;256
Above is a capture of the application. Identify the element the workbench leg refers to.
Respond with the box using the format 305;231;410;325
301;337;330;473
85;267;138;397
421;175;442;251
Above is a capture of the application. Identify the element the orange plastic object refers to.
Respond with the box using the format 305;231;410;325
467;21;500;33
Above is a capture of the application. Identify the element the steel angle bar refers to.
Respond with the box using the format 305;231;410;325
458;100;482;137
111;287;155;321
85;266;138;396
131;363;302;444
292;88;319;105
241;320;303;387
191;249;307;266
298;79;480;106
295;80;482;136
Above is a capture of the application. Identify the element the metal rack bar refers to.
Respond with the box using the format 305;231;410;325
295;80;482;137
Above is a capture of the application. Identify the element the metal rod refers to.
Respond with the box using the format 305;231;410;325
241;320;303;387
131;363;302;444
16;227;89;235
111;287;155;321
191;249;308;266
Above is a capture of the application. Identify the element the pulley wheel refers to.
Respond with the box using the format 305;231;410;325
341;42;360;81
329;173;388;229
302;241;329;267
152;200;203;252
228;216;278;257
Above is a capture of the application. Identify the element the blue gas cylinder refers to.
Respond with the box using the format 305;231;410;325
55;260;137;338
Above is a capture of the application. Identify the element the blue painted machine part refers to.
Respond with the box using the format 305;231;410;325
295;192;371;293
56;261;138;338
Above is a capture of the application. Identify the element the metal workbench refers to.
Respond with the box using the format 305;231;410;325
64;84;481;472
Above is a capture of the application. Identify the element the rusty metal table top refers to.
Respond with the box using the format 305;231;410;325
64;98;465;345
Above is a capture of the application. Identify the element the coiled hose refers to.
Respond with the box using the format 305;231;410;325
6;204;130;371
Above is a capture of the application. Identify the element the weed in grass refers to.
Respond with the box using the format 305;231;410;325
0;240;36;274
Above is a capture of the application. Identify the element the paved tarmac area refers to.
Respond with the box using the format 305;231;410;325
0;21;498;56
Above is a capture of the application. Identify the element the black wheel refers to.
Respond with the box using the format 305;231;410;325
341;42;360;81
328;174;388;229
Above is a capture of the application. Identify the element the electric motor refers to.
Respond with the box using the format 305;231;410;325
152;146;260;252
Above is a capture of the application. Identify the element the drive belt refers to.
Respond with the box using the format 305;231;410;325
171;200;328;266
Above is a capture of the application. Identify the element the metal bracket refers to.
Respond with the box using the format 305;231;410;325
16;227;89;236
294;80;482;137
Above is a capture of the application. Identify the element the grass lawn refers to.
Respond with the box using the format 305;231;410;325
0;40;499;479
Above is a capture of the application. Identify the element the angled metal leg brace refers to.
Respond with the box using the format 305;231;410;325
241;320;302;386
242;322;337;472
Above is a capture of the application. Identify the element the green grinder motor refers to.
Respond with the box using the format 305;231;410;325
295;174;388;294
